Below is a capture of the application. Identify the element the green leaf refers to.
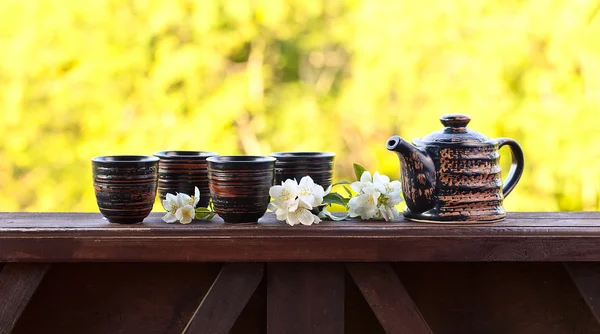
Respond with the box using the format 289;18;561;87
353;163;367;181
195;207;212;214
319;209;349;221
323;192;347;207
195;206;216;220
343;185;353;197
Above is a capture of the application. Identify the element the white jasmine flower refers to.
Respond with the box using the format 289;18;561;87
176;204;195;224
297;176;325;209
373;171;403;207
351;171;373;194
348;186;380;219
269;179;299;210
348;171;403;221
162;193;180;223
283;199;321;226
268;176;324;226
379;205;400;221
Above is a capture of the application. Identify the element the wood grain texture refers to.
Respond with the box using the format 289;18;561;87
394;262;600;334
0;264;49;333
183;263;264;334
8;262;600;334
1;212;600;262
12;263;221;334
564;262;600;325
267;263;344;334
347;263;432;334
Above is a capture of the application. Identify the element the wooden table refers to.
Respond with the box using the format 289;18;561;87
1;212;599;333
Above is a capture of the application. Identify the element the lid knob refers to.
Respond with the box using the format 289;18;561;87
440;114;471;128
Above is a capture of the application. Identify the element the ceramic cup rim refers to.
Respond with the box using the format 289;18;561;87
207;156;276;163
269;152;335;159
154;151;218;159
92;155;159;163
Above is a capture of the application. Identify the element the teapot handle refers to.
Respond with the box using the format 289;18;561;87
497;138;524;198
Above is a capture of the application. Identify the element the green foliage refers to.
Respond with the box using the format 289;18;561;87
0;0;599;212
195;207;215;221
353;163;367;181
323;192;347;207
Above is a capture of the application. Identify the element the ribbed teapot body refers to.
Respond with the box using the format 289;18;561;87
390;114;524;223
422;143;505;222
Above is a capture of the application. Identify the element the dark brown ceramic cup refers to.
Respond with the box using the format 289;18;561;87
207;156;276;224
92;156;159;224
269;152;335;189
153;151;218;208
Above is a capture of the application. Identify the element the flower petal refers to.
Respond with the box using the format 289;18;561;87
298;209;315;225
166;193;178;207
298;196;314;210
178;205;195;224
360;171;372;183
311;184;325;206
373;171;390;185
350;181;363;193
162;212;177;223
193;187;200;207
283;178;299;189
288;199;300;212
283;179;299;198
175;207;184;221
269;185;285;199
177;193;192;207
286;210;300;226
299;176;314;189
275;207;289;221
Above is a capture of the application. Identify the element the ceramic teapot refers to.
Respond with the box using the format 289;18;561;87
386;114;524;222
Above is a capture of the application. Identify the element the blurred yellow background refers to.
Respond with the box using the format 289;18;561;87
1;0;599;212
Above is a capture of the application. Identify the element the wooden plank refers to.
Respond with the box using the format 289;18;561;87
12;263;223;334
1;212;600;229
564;262;600;325
5;235;600;262
183;263;264;334
267;263;344;334
0;263;49;333
391;262;600;333
2;212;600;262
11;262;600;334
347;263;432;334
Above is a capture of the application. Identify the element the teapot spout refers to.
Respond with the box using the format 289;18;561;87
386;136;437;214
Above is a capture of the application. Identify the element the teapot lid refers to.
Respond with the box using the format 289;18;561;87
416;114;490;145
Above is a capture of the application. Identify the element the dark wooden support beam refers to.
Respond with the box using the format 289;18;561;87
182;263;264;334
0;263;49;333
267;263;344;334
564;262;600;325
347;263;432;334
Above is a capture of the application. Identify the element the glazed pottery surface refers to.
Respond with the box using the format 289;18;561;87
387;114;525;222
92;155;159;224
269;152;335;189
207;156;275;224
154;151;217;208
